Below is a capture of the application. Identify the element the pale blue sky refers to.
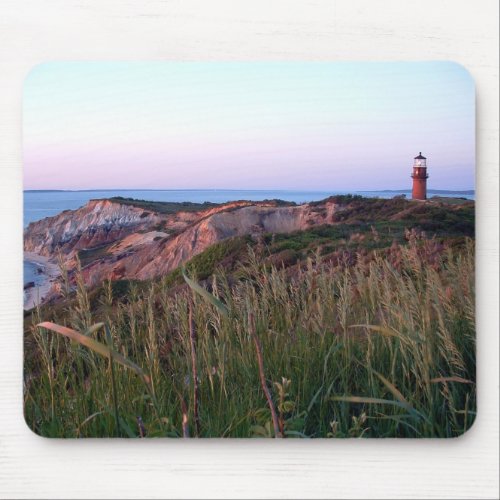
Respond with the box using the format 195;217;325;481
23;61;475;190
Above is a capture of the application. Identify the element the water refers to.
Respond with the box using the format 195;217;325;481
24;260;45;287
23;189;474;228
23;188;474;286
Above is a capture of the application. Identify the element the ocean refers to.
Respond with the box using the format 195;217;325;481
23;189;474;228
23;188;474;285
24;260;46;288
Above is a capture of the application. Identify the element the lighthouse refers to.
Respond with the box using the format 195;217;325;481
411;152;428;200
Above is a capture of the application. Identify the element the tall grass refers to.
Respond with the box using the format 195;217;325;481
24;237;475;438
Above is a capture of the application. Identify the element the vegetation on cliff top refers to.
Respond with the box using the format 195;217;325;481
106;196;221;214
106;196;297;215
70;195;473;276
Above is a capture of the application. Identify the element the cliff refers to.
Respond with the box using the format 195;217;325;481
24;197;340;289
24;199;163;256
24;195;475;307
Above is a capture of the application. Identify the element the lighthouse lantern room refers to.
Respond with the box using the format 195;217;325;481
411;152;428;200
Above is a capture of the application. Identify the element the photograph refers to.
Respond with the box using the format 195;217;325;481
23;61;476;439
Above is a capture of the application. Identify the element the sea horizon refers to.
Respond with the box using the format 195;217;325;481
24;187;476;229
24;188;475;193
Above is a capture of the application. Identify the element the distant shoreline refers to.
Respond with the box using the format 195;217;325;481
24;188;476;229
24;188;475;194
23;252;61;310
360;189;475;195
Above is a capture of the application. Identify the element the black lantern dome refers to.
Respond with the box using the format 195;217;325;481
413;152;427;167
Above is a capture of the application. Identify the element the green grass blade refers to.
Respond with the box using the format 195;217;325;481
349;324;400;338
105;324;121;437
85;323;105;336
182;269;229;317
372;414;422;436
349;324;423;344
370;369;429;423
372;370;413;411
332;395;411;410
37;322;151;385
307;385;324;414
430;376;473;384
76;411;106;437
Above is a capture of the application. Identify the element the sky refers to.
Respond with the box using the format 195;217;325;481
23;61;475;191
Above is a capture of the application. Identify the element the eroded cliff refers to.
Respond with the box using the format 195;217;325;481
24;197;341;290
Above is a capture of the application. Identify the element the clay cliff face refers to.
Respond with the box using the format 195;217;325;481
132;203;337;280
24;198;341;288
24;199;163;257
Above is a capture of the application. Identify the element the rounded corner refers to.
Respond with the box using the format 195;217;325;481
445;61;476;90
23;406;50;439
23;61;54;96
450;410;478;440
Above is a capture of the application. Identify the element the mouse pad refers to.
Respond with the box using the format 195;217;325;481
23;62;475;438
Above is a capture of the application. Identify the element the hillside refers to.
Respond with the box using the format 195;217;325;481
24;194;474;310
23;194;476;438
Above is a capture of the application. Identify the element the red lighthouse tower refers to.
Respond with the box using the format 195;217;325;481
411;152;428;200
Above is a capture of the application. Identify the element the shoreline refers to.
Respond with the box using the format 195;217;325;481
24;252;61;311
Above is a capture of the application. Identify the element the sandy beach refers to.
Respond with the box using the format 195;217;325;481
24;252;61;310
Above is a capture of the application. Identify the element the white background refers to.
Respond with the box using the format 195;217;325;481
0;1;498;498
